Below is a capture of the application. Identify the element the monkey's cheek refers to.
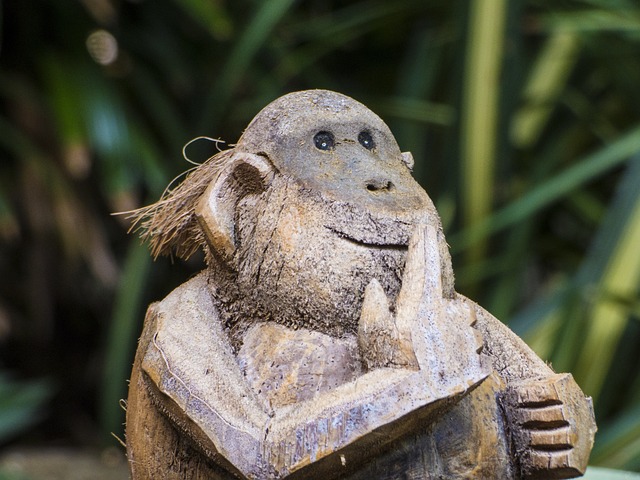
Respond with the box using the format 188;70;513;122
269;204;308;256
257;244;366;333
310;243;406;327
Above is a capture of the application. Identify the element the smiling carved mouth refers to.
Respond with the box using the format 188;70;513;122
322;199;416;249
325;226;409;251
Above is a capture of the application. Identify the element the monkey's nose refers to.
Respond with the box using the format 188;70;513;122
365;179;394;192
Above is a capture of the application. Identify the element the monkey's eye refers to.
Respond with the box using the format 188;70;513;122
313;131;335;151
358;131;375;150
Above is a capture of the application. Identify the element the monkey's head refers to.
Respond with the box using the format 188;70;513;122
134;90;453;339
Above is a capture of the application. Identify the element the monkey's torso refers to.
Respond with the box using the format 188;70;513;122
127;268;596;480
127;272;516;480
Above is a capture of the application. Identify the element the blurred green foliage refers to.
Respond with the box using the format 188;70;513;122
0;375;51;445
1;0;640;472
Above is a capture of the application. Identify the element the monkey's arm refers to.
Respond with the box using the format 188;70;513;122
470;300;596;479
469;300;551;381
136;273;272;478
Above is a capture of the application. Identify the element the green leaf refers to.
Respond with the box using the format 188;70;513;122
450;124;640;253
591;404;640;470
172;0;233;40
459;0;508;265
572;157;640;398
0;375;52;443
197;0;297;132
584;467;640;479
510;31;581;149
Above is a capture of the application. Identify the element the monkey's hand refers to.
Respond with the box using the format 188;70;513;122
358;223;486;389
358;277;419;369
502;373;596;479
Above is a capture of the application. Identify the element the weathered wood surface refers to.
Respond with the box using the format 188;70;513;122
125;90;596;479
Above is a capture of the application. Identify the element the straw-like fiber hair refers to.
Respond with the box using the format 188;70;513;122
128;149;235;260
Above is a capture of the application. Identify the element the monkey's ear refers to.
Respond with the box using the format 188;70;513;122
195;152;275;263
401;151;414;172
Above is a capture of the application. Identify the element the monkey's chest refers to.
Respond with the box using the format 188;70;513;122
236;322;362;409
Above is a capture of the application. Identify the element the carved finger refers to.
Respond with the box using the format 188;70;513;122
358;279;418;370
392;224;488;391
358;279;393;369
419;223;444;305
395;223;442;329
394;224;426;327
514;403;568;428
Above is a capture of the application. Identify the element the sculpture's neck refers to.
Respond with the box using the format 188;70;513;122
204;266;252;352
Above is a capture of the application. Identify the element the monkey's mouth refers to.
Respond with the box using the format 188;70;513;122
322;199;416;249
325;225;409;250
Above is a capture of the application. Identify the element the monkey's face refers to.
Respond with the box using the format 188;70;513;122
233;174;413;336
238;90;433;227
197;90;447;336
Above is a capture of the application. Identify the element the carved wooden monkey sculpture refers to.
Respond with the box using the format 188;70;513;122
125;90;596;479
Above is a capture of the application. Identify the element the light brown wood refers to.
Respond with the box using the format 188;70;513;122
125;90;596;479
